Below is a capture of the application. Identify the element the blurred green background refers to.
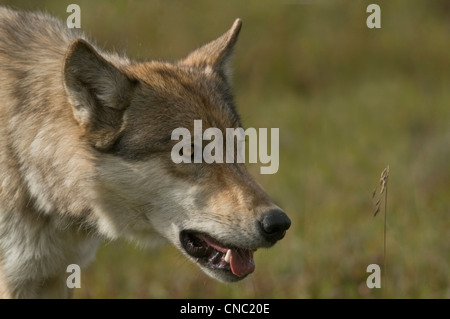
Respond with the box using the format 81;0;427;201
2;0;449;298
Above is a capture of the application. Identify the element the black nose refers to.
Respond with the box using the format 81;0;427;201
259;208;291;244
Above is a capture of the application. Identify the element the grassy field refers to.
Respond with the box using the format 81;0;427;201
3;0;449;298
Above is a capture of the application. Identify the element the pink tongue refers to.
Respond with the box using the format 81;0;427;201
230;248;255;277
198;234;255;277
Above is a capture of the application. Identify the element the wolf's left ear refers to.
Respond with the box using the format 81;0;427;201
180;19;242;83
63;39;136;150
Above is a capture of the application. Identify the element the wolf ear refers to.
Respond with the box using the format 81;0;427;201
63;39;136;150
180;19;242;83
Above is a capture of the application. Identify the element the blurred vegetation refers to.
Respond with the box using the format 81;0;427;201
2;0;449;298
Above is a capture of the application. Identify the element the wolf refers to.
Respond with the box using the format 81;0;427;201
0;7;291;298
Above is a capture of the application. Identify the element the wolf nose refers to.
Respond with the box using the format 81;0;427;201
259;209;291;243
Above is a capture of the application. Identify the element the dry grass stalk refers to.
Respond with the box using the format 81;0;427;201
372;165;389;290
372;165;389;216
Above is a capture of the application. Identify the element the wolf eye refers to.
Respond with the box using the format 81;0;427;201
179;144;195;160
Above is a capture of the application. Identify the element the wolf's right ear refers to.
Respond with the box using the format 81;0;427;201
63;39;136;150
180;19;242;84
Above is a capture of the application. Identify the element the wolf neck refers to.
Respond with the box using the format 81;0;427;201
7;82;99;225
25;140;96;215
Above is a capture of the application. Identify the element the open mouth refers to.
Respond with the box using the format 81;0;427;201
180;230;255;280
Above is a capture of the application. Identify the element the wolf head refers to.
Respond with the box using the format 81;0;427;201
63;19;290;282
